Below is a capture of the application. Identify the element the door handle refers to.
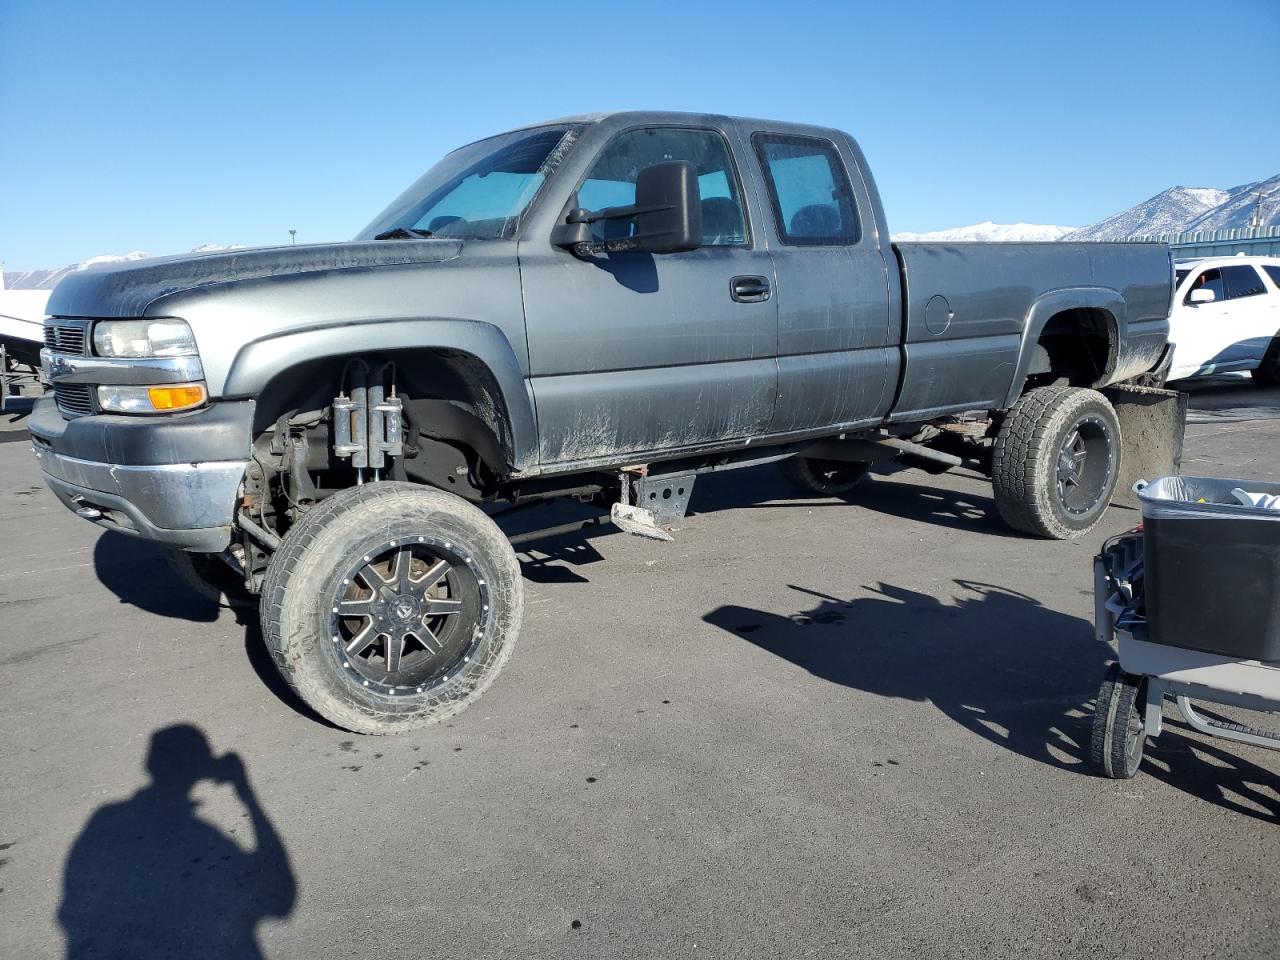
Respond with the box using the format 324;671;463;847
731;275;771;303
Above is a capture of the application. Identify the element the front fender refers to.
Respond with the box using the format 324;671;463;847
1003;286;1125;407
221;317;538;472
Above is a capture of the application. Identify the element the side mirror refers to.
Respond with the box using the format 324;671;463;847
1189;288;1216;304
632;161;702;254
552;160;702;256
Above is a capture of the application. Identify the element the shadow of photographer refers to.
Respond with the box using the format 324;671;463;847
58;724;296;959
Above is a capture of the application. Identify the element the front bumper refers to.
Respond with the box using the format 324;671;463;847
28;396;253;551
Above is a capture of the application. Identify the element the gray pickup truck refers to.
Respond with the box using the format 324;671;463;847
32;111;1173;733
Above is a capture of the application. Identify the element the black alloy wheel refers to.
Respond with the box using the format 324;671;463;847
331;537;484;695
1055;415;1114;520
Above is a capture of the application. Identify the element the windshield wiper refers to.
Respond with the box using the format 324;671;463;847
373;226;434;240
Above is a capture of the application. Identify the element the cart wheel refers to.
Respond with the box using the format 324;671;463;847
1090;663;1147;779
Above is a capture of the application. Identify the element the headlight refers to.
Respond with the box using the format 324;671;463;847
98;383;208;414
93;318;198;358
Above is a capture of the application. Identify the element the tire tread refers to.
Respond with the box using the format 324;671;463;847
991;385;1119;539
1090;663;1146;778
258;483;523;734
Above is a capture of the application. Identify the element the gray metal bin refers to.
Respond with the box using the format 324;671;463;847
1136;475;1280;662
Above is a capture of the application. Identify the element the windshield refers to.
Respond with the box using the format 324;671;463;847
357;125;577;242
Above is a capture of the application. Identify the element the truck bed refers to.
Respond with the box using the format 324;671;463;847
889;241;1172;421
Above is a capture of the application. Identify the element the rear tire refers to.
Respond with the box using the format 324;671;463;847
258;482;523;734
778;456;870;497
991;386;1121;539
1090;663;1147;779
1251;335;1280;386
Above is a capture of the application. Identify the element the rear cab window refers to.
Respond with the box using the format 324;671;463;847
751;133;860;245
1263;264;1280;289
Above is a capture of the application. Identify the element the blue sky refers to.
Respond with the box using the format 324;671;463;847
2;0;1277;269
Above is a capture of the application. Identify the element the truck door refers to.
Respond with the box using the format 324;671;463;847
520;125;777;466
747;132;897;433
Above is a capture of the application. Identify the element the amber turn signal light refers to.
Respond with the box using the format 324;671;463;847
147;384;208;411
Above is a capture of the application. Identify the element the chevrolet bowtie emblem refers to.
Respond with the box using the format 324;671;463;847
44;352;72;380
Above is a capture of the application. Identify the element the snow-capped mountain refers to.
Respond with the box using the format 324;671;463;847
899;173;1277;244
893;221;1077;242
1065;175;1279;240
3;251;152;290
1184;174;1280;233
1062;187;1231;241
2;244;246;290
188;242;248;255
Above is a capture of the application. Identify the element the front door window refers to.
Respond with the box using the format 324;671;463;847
577;127;749;247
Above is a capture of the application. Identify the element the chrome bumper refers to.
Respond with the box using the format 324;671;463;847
31;442;246;552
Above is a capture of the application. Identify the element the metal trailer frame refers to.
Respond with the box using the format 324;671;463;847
1093;547;1280;767
1;342;42;414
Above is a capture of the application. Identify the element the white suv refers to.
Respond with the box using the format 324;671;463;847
1168;255;1280;385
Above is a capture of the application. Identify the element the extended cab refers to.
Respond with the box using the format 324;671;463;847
31;111;1173;733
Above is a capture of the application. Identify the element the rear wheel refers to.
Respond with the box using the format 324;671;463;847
778;456;870;497
1251;335;1280;386
992;386;1121;539
259;482;523;734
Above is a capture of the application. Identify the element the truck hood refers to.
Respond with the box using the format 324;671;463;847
45;240;464;318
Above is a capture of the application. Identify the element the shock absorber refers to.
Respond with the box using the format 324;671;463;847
332;361;403;481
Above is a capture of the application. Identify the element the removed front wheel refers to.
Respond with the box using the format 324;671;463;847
778;456;870;497
991;385;1121;539
258;482;523;735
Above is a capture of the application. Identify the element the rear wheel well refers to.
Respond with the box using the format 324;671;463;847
1025;308;1117;391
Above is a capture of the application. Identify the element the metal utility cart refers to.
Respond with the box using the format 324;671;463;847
1091;475;1280;778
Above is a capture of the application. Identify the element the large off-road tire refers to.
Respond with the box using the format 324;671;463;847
778;456;871;497
169;548;255;610
258;482;523;735
991;385;1121;539
1090;663;1147;779
1251;335;1280;386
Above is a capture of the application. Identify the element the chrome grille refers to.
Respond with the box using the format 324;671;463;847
44;323;88;356
54;383;95;418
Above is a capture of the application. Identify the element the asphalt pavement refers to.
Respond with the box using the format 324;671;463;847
1;379;1277;959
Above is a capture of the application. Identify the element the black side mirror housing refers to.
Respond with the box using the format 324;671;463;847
552;160;702;256
632;161;702;254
